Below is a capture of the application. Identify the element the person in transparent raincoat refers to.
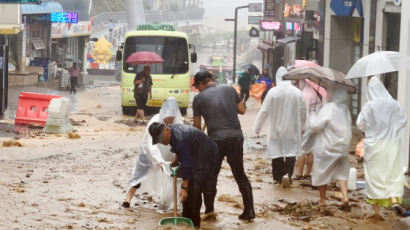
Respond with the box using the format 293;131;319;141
357;77;408;216
253;66;307;188
122;97;183;211
310;84;351;210
295;79;323;180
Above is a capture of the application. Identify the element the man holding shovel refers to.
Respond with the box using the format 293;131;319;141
149;122;218;228
192;71;255;221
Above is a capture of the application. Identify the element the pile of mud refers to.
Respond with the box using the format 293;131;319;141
267;200;322;222
281;200;321;221
2;139;23;147
114;120;138;127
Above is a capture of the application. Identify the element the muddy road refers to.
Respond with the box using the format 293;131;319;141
0;79;408;229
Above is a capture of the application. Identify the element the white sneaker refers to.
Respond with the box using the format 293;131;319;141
282;175;290;188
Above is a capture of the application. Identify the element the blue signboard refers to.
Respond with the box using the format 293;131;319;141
50;12;78;23
330;0;363;17
0;0;39;2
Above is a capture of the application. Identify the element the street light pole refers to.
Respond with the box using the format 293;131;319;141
225;4;249;83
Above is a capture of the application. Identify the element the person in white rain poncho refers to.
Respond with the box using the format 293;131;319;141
295;79;323;180
356;77;408;216
122;97;183;211
253;67;307;187
310;84;351;210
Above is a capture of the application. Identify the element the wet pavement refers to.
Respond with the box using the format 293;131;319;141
0;75;409;229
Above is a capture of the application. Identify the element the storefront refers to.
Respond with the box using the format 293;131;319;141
261;0;321;77
323;0;364;120
51;21;92;70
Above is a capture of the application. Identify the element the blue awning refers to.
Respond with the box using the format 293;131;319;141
330;0;363;17
22;1;63;15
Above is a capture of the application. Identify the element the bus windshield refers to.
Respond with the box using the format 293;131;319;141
123;36;188;74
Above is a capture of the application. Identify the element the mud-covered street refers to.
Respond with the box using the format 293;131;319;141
0;78;409;230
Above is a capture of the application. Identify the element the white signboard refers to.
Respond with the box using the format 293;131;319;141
249;3;263;12
51;21;92;38
248;16;262;25
0;3;22;34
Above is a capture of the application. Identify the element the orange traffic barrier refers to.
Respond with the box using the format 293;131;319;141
15;92;61;126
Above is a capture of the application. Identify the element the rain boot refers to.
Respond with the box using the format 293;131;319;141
238;186;255;221
204;190;216;214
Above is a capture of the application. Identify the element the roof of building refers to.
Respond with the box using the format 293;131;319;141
22;1;63;15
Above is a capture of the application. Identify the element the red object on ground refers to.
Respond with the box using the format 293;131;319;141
15;92;61;126
125;51;164;64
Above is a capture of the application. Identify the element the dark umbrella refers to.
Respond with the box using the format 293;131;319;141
240;64;260;76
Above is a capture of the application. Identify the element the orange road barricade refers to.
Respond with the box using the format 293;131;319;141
15;92;62;126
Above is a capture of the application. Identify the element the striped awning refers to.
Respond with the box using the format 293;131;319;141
21;1;63;15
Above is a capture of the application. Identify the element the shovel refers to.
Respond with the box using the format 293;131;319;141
158;166;194;228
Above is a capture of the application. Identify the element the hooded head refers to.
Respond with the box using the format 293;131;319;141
367;77;392;101
159;97;183;124
328;84;347;104
262;68;269;76
275;66;289;85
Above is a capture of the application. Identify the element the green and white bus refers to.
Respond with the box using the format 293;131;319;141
116;24;197;115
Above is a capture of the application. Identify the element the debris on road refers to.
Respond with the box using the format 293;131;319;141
68;133;81;139
114;119;138;127
2;139;23;147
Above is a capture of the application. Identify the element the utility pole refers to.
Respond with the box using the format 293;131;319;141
126;0;146;30
225;4;249;83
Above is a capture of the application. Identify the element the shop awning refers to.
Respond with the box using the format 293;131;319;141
21;1;63;15
32;39;45;50
0;24;23;34
330;0;363;17
277;36;301;46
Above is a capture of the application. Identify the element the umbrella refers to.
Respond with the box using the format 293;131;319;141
346;51;410;79
306;79;328;100
291;60;327;99
283;66;356;93
295;60;320;68
240;64;260;76
126;51;164;64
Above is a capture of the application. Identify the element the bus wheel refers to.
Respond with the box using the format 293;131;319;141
144;107;160;116
180;108;187;115
122;106;137;115
115;72;121;82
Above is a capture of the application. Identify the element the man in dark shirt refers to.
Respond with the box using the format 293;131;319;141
192;71;255;221
238;67;256;104
149;122;218;228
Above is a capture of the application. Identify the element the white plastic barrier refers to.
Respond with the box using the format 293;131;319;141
42;97;73;134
